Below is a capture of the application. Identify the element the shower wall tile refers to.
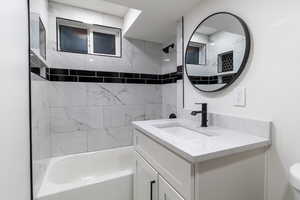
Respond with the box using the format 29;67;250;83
49;82;162;156
48;82;88;107
51;131;88;157
31;73;52;195
162;83;178;118
50;107;103;133
145;104;163;120
87;127;133;152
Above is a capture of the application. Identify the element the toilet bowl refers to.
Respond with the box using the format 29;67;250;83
290;163;300;199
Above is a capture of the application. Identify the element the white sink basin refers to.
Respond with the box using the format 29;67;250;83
153;122;216;138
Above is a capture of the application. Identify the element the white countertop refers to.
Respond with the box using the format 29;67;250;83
132;119;271;163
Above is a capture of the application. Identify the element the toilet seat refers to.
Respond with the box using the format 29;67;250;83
290;163;300;191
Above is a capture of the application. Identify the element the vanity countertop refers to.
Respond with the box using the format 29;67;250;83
132;119;271;163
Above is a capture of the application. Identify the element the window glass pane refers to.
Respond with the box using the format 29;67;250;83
59;25;88;54
93;32;116;55
186;46;199;64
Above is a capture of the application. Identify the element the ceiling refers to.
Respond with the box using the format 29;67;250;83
105;0;202;43
50;0;202;43
197;14;244;36
50;0;129;17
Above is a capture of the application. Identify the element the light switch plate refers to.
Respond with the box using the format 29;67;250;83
234;87;246;107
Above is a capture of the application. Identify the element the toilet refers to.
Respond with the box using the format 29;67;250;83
290;163;300;199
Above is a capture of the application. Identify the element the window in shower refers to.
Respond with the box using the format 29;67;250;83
59;25;88;54
57;18;121;57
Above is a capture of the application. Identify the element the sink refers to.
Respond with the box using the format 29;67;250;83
153;122;216;138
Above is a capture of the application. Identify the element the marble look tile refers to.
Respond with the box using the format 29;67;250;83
87;126;133;151
124;105;146;125
49;82;88;107
50;107;103;133
51;131;88;157
162;104;177;119
87;83;125;106
87;83;162;106
145;104;162;120
103;105;127;128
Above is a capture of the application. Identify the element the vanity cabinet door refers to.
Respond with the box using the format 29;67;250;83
159;176;185;200
135;152;158;200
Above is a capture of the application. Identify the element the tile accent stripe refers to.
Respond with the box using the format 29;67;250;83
30;51;183;84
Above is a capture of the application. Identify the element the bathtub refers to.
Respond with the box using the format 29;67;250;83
37;146;135;200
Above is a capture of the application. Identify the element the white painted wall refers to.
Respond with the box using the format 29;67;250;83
183;0;300;199
0;0;30;200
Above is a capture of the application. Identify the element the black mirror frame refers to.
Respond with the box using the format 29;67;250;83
184;12;251;93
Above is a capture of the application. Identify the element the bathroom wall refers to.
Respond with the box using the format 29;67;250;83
183;0;300;199
31;73;52;195
47;2;162;74
48;82;162;156
0;0;31;199
161;39;178;118
30;2;179;157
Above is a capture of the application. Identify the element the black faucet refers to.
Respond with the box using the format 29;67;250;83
190;103;208;127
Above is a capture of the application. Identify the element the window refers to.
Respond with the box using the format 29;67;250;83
93;32;116;55
57;18;121;57
59;25;88;54
186;42;206;65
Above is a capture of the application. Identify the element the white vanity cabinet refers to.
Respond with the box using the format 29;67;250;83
134;128;267;200
159;176;185;200
134;152;158;200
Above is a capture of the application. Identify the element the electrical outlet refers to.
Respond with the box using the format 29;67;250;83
234;87;246;107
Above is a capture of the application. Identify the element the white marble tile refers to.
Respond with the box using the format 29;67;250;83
103;105;127;128
51;131;88;157
50;106;103;133
87;126;133;151
87;83;125;106
162;104;177;119
124;105;146;125
145;104;162;120
49;82;88;107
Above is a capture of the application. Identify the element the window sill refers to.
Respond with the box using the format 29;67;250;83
57;50;122;58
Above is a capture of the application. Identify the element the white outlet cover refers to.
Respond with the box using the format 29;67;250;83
234;87;246;107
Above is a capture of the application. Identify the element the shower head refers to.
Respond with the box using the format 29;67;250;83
162;43;175;54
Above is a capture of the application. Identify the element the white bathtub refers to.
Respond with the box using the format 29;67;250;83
37;146;135;200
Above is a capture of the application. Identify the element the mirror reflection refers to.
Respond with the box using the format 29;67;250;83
185;13;250;92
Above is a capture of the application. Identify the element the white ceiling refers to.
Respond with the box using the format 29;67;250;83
197;14;244;36
101;0;203;43
50;0;202;43
50;0;129;17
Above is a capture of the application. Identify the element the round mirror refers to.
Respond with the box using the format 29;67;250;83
185;12;250;92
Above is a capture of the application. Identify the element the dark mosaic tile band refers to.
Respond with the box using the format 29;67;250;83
30;50;183;84
47;68;181;84
189;74;236;85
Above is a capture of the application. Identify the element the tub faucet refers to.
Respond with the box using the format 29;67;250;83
190;103;208;127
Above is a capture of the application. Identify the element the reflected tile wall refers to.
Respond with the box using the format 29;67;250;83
49;82;162;156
